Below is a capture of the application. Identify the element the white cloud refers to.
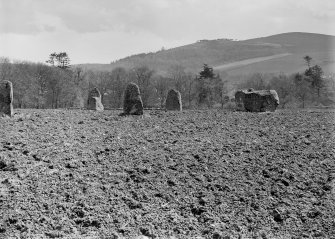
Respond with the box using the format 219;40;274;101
0;0;334;63
1;0;334;36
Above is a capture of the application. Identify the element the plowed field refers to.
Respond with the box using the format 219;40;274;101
0;109;334;239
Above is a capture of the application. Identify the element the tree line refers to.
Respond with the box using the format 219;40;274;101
235;56;335;108
0;53;334;109
0;55;212;109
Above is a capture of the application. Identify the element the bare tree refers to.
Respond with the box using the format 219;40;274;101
153;75;170;108
167;64;186;92
131;66;154;107
269;74;294;108
185;73;195;108
0;57;12;82
237;72;268;90
110;67;129;108
293;73;311;108
34;64;52;108
10;61;34;108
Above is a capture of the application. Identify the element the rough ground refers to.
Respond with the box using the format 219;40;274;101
0;109;334;239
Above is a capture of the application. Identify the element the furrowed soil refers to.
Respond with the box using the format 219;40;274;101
0;109;334;239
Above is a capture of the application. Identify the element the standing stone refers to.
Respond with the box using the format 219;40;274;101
235;89;279;112
0;81;13;117
165;89;182;111
87;87;104;111
223;95;230;104
120;83;143;115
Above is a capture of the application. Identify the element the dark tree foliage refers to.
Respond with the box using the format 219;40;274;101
195;64;224;107
304;55;312;68
199;64;215;79
46;52;71;69
305;64;324;97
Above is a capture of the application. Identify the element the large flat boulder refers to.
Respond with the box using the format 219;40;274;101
235;89;279;112
0;81;13;117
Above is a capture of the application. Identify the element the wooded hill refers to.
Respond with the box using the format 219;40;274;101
78;32;335;76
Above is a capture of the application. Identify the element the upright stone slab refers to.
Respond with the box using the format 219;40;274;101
121;83;143;115
165;89;182;111
87;87;104;111
235;89;279;112
223;95;230;104
0;81;13;117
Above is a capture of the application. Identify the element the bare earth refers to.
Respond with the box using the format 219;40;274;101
0;109;334;239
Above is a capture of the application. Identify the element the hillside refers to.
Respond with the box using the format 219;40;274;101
78;38;285;74
218;32;335;76
78;32;335;76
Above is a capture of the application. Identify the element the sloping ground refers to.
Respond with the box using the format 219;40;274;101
0;109;334;238
243;32;335;54
77;32;335;77
220;51;335;76
213;53;292;71
217;32;335;76
79;40;284;74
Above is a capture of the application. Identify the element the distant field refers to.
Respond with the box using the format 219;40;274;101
221;50;335;76
213;53;292;71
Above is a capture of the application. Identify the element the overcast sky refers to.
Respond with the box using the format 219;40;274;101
0;0;334;64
